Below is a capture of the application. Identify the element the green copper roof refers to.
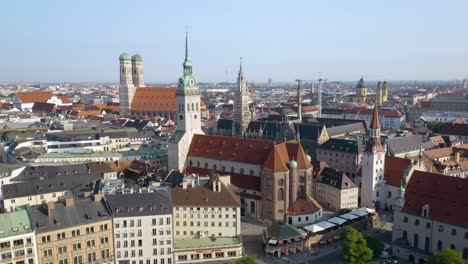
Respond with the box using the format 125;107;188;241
266;221;306;241
119;53;131;61
289;159;297;169
169;131;186;143
0;207;32;239
356;77;366;89
174;236;242;250
131;54;143;62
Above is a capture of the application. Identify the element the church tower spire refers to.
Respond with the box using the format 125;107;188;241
233;57;251;136
360;105;386;209
169;31;204;172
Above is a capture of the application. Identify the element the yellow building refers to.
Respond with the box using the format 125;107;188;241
347;78;389;104
30;195;114;264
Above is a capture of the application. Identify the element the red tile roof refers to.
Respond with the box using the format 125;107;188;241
188;134;274;165
439;123;468;136
185;166;261;191
17;91;53;103
384;156;412;187
131;87;177;112
287;197;322;215
403;171;468;227
369;105;381;129
58;96;72;104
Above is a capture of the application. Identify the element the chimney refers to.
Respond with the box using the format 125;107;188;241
65;197;74;207
212;181;217;192
217;181;222;192
47;201;55;217
93;193;103;202
191;179;195;188
83;191;92;198
182;180;188;189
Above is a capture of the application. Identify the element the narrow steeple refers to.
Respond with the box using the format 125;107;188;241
183;30;192;76
237;57;246;93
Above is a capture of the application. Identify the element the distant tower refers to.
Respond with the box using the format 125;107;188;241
463;78;468;90
168;31;204;172
296;79;302;122
131;54;145;87
119;52;135;115
360;105;386;209
356;77;368;97
233;58;251;136
382;80;389;102
268;77;272;85
376;81;383;105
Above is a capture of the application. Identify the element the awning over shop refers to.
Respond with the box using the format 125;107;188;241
339;213;359;220
327;217;347;225
350;207;375;217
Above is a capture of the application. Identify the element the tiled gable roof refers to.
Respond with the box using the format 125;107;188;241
131;87;177;112
403;171;468;228
188;134;274;165
439;123;468;136
17;91;53;103
287;197;322;216
384;156;412;187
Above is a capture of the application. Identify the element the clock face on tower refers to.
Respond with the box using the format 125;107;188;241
189;79;195;86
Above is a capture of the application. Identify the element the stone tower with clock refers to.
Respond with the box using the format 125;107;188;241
168;32;204;172
360;105;386;209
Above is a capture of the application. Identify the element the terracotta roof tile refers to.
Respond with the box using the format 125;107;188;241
369;105;380;129
188;135;274;165
185;167;261;191
172;182;240;207
17;91;53;103
384;156;412;187
287;197;322;216
403;171;468;227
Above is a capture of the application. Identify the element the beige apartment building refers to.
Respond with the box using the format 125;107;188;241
314;167;359;212
30;195;114;264
316;138;362;177
172;175;243;263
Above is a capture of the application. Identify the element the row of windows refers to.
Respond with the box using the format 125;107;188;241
116;248;172;258
115;218;170;228
175;207;235;212
175;213;236;219
178;251;236;261
403;217;468;238
187;161;256;176
176;221;237;228
116;239;171;248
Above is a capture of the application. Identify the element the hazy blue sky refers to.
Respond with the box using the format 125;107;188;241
1;0;468;83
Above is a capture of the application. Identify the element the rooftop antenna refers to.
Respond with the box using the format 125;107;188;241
295;79;302;122
225;68;228;83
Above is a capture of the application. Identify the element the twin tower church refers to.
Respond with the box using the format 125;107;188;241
118;34;385;224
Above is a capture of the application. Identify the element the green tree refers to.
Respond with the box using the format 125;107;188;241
342;226;373;264
429;248;467;264
235;256;258;264
365;235;384;259
426;121;444;133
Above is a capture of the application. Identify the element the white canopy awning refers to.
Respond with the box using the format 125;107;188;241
303;224;324;233
339;213;359;220
268;239;278;245
327;217;348;225
350;207;373;217
316;221;336;230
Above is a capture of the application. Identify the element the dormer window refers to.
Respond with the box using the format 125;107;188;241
422;204;430;217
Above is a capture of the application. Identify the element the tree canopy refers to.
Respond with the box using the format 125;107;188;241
429;248;467;264
342;226;373;264
365;235;384;259
235;256;258;264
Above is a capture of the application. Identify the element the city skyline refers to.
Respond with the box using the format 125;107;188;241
2;0;468;83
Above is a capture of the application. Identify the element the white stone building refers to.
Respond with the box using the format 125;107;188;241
106;189;173;264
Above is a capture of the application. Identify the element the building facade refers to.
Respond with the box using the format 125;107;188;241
172;175;242;263
0;208;38;264
392;171;468;262
106;190;173;264
30;195;114;264
232;59;251;136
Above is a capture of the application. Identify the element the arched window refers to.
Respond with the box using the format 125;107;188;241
413;234;419;248
403;216;408;223
230;167;235;173
437;240;442;251
249;170;254;176
192;103;194;112
403;230;407;240
221;166;226;172
425;237;430;251
196;103;199;111
187;103;190;111
240;168;244;174
196;161;200;167
277;188;284;201
213;164;217;170
415;219;420;226
388;191;392;198
189;160;193;166
451;229;457;236
204;162;208;169
450;244;456;250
